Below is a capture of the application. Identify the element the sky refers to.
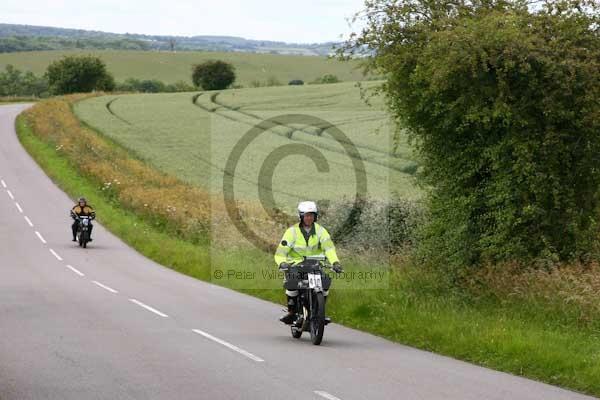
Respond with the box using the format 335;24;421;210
1;0;366;43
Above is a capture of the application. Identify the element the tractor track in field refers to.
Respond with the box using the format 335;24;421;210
105;97;132;125
98;93;396;197
100;93;305;203
189;94;390;189
211;92;400;158
192;92;418;176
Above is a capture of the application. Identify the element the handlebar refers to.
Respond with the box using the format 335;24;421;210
73;215;95;221
280;256;342;273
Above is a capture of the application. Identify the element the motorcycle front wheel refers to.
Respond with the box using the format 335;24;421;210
310;292;325;345
80;230;88;248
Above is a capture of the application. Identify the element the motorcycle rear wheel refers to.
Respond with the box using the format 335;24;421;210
80;230;88;248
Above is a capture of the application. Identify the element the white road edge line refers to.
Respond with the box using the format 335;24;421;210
192;329;265;363
1;179;6;188
129;299;168;318
7;190;14;200
24;216;33;227
314;391;342;400
49;249;63;261
35;231;47;244
66;265;85;276
93;281;118;294
15;202;23;213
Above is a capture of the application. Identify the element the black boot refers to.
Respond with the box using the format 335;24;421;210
279;295;297;325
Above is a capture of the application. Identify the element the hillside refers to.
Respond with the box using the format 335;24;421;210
0;23;336;55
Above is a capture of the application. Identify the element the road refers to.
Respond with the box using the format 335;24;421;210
0;104;594;400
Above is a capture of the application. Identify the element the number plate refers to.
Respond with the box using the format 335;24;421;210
307;273;323;290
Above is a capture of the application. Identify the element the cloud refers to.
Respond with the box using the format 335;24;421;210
0;0;366;43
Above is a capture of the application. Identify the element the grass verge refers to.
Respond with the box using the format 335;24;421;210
15;100;600;397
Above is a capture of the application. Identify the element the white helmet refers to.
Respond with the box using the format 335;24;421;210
298;201;318;221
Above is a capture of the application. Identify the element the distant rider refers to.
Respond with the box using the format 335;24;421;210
70;197;95;242
274;201;342;324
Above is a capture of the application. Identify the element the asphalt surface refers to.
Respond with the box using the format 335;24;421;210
0;103;595;400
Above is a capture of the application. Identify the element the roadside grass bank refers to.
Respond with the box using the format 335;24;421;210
15;98;600;397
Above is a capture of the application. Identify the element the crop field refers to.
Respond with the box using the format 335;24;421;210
74;81;419;251
0;50;366;85
75;82;419;210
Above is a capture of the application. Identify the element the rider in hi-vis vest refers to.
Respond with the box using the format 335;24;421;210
274;201;342;324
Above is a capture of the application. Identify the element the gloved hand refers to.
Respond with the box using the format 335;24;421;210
279;262;291;271
332;262;343;273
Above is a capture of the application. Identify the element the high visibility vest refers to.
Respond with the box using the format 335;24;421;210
274;222;339;266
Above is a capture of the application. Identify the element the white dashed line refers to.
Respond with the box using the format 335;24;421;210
1;179;6;188
192;329;265;362
34;231;47;244
14;202;23;213
66;265;85;276
6;190;14;200
314;391;342;400
24;216;33;227
93;281;118;294
49;249;63;261
129;299;169;318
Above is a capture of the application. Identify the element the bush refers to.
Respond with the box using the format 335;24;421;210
165;80;195;92
116;78;194;93
319;197;425;255
191;60;236;90
311;74;340;84
265;76;282;87
344;0;600;269
139;79;166;93
46;55;115;95
288;79;304;85
249;80;262;88
0;64;49;97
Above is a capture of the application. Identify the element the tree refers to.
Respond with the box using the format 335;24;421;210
342;0;600;268
0;65;48;97
192;60;236;90
46;55;115;94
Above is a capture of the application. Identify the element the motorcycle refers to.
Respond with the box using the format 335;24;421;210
76;215;92;248
282;255;340;345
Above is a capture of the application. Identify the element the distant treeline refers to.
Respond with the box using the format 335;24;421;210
0;36;149;53
0;64;198;97
0;23;336;55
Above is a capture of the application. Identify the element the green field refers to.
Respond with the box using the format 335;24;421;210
74;82;420;213
0;50;366;85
